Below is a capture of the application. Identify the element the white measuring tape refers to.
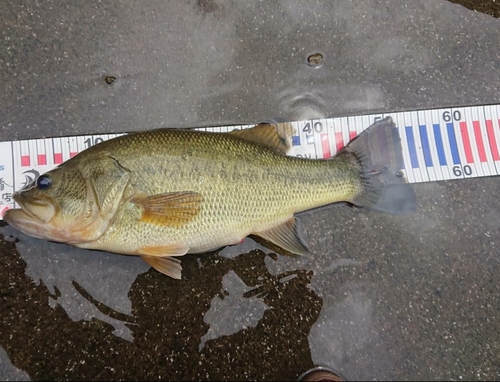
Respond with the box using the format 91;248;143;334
1;104;500;219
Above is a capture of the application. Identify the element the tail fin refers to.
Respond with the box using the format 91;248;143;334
343;117;416;215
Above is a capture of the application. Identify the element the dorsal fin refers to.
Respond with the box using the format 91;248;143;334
229;122;295;154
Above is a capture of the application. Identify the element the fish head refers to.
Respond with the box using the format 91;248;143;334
4;162;112;244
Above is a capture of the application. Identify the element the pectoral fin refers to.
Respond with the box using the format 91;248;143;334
254;217;310;256
132;191;203;227
141;255;183;279
229;122;295;154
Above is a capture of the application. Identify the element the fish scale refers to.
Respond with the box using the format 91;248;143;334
83;129;356;254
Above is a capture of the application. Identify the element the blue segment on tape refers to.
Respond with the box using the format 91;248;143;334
292;136;301;146
419;125;433;167
433;124;447;166
446;122;461;165
405;126;419;168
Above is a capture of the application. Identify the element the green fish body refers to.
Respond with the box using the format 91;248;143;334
4;118;416;278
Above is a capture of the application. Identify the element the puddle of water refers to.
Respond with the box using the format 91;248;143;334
0;346;31;382
217;237;272;259
0;225;149;341
199;270;269;351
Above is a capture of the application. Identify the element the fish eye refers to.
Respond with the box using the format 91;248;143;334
36;175;52;189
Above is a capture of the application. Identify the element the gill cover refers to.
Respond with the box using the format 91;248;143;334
73;152;133;243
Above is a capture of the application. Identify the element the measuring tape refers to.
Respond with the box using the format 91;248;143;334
1;104;499;219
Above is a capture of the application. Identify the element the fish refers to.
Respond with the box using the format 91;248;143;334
3;117;416;279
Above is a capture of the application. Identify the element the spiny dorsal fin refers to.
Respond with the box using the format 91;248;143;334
132;191;203;227
229;122;295;154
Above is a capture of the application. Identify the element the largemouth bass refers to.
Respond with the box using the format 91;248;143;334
4;117;416;279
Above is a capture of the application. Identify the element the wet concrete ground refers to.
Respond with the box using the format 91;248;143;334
1;1;500;380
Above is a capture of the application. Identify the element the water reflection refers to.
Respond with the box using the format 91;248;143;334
199;270;270;351
264;240;363;376
0;225;149;341
0;227;322;380
0;346;30;381
278;83;385;121
218;237;272;259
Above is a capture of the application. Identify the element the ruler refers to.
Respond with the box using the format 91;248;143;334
1;104;500;219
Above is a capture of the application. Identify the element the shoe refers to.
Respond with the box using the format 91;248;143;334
297;366;345;381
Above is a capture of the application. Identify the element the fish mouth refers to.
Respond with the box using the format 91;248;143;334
3;208;52;240
12;193;56;223
5;194;102;245
3;194;57;240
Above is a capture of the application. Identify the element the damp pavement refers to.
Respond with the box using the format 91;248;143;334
1;1;500;380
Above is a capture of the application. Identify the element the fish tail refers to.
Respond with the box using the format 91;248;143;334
341;117;416;214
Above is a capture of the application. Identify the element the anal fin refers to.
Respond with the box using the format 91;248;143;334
254;217;310;256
